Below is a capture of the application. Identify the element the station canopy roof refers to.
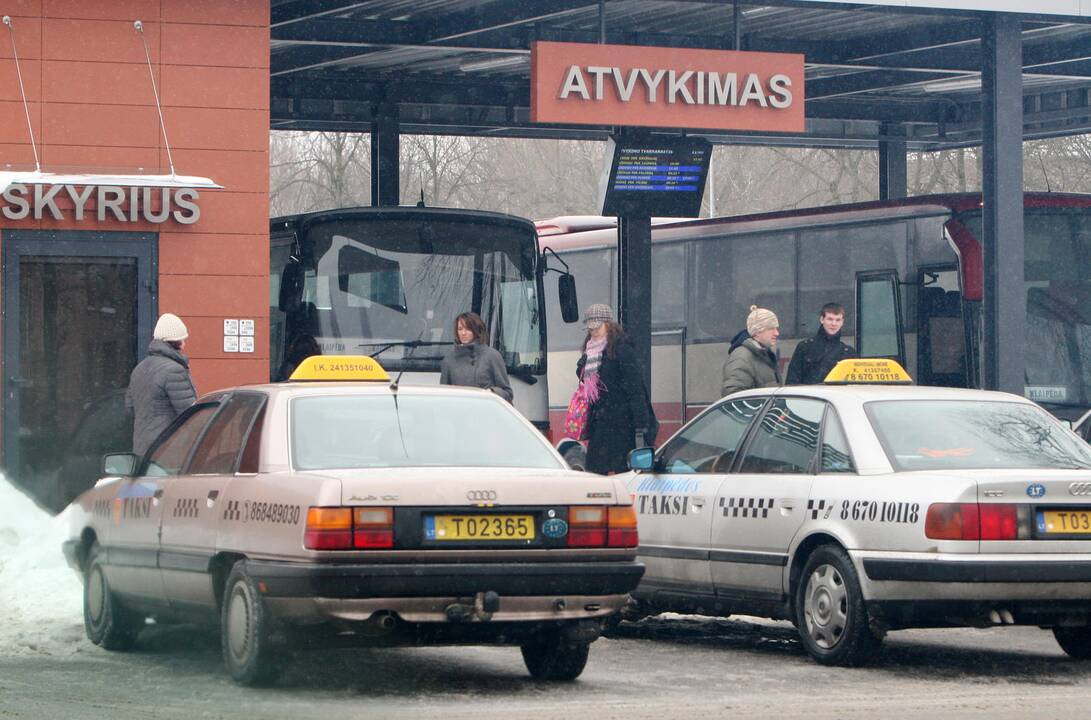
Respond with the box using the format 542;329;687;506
270;1;1091;150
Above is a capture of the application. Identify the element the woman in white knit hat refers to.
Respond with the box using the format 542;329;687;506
721;305;783;397
125;313;197;456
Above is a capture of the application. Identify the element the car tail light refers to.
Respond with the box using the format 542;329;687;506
567;505;638;547
304;507;353;549
978;504;1018;540
305;506;394;550
925;503;1018;541
607;505;639;548
568;505;607;547
353;507;394;549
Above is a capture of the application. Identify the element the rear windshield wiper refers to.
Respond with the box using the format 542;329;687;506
358;340;454;359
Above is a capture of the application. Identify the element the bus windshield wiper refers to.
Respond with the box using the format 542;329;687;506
359;339;454;359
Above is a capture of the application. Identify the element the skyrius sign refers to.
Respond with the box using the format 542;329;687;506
531;41;805;132
0;184;201;224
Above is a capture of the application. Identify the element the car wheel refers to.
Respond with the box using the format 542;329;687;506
521;630;591;681
795;545;879;666
221;561;279;686
83;542;142;650
1053;627;1091;659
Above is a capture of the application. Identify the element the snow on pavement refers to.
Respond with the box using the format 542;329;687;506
0;475;88;656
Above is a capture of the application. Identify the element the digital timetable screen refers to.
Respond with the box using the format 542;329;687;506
600;137;712;217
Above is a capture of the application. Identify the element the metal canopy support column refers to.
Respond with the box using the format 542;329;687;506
981;14;1024;394
878;123;907;200
371;103;400;207
618;214;652;393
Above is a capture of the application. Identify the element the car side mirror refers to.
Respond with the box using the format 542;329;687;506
558;273;579;324
279;259;305;313
628;447;655;472
102;452;138;477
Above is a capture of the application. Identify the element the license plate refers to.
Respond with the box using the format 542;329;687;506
1037;510;1091;535
424;514;536;541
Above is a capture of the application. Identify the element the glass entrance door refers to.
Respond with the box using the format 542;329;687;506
2;231;156;511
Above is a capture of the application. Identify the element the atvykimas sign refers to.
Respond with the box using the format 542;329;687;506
531;42;805;132
1;184;201;224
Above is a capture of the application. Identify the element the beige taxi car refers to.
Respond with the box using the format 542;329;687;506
624;359;1091;666
62;357;643;685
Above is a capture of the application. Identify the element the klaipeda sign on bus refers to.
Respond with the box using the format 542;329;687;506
530;41;805;133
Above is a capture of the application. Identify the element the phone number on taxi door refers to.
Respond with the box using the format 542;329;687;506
840;500;919;524
244;501;301;525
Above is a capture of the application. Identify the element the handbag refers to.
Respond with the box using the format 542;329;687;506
563;382;591;440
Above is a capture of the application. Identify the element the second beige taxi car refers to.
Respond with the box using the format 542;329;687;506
624;359;1091;666
62;357;643;685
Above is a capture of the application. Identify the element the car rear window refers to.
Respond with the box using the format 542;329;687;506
865;400;1091;471
290;393;563;470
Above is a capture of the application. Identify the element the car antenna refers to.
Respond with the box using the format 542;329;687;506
389;330;426;392
416;178;426;208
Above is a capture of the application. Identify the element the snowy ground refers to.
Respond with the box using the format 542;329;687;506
0;475;88;657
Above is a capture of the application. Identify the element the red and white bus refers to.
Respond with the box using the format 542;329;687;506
538;193;1091;456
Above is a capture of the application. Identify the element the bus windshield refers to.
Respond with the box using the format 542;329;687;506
273;215;544;378
962;209;1091;408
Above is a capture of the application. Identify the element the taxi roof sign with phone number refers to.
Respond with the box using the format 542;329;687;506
824;358;913;385
289;355;389;382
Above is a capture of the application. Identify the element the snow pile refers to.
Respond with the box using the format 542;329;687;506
0;475;88;656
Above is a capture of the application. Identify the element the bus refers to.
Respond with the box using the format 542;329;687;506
270;206;577;434
538;193;1091;459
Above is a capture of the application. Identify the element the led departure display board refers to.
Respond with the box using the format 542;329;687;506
600;137;712;217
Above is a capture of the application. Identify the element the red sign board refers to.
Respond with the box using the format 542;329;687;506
531;41;805;133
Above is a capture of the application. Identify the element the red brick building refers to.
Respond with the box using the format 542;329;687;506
0;0;270;505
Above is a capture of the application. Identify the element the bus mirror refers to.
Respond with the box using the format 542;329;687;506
279;259;305;313
558;273;579;323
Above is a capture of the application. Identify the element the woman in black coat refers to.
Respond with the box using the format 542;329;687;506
575;304;650;475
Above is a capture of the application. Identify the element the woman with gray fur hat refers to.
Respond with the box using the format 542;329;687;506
575;304;652;475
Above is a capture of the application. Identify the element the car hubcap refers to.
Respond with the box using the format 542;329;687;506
226;585;252;661
804;564;847;650
88;566;106;626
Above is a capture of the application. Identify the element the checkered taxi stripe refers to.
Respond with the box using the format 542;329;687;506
173;498;200;518
720;496;775;518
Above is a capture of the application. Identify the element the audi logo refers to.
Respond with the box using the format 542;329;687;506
1069;482;1091;497
466;489;498;502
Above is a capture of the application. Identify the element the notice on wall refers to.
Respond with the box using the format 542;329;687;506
223;318;255;353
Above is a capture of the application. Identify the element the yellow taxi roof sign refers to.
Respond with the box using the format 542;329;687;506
824;358;913;385
288;355;389;382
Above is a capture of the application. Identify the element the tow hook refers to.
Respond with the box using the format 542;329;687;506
446;591;501;622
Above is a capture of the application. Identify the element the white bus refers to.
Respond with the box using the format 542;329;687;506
271;206;575;435
539;193;1091;462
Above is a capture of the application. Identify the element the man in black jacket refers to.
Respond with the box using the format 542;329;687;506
786;302;856;385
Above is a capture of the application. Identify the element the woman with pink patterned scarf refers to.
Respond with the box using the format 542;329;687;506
575;304;651;475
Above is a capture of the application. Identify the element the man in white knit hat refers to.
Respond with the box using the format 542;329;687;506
721;304;783;397
125;313;197;456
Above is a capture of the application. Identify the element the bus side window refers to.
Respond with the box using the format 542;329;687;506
856;270;905;364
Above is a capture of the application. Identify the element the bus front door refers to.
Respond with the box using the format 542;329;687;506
916;267;968;388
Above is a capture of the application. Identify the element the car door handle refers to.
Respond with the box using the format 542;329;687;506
153;489;164;499
691;499;706;508
780;500;795;510
207;490;220;501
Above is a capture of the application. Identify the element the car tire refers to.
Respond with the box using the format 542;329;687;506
795;545;879;666
221;561;279;686
83;542;142;651
1053;627;1091;659
521;630;590;681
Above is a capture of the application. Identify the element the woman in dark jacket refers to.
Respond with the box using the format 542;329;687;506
440;312;513;402
125;313;197;456
576;304;650;475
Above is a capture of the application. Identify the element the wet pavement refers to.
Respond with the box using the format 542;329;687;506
1;613;1089;719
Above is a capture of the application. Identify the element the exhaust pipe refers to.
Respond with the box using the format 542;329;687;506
999;609;1015;625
